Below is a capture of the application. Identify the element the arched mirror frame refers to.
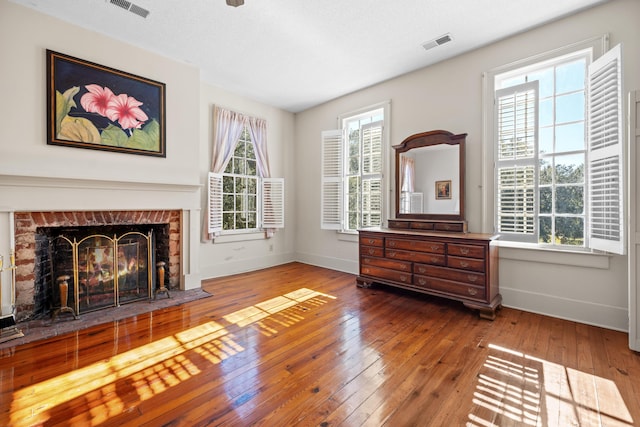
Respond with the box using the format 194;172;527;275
393;130;466;223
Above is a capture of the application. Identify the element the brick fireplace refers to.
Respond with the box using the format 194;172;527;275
13;210;181;321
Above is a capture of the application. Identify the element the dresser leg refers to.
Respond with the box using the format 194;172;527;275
464;294;502;320
356;277;373;288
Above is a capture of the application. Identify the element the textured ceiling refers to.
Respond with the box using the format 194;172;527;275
10;0;608;112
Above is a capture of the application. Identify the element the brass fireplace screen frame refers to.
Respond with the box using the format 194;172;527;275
51;231;154;318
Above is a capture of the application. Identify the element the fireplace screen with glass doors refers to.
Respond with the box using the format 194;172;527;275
47;228;155;316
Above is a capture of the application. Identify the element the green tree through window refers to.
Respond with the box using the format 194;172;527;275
222;128;258;231
496;54;588;247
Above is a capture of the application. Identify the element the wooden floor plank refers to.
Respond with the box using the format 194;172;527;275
0;262;638;427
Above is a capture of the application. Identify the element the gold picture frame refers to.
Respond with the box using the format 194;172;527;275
435;180;452;200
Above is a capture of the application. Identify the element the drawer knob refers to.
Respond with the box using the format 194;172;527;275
431;257;439;263
367;239;375;244
400;275;408;282
368;249;375;255
418;267;426;273
388;251;396;257
460;261;469;268
389;241;396;247
418;278;427;285
460;248;469;255
430;245;439;251
468;288;478;296
468;275;478;282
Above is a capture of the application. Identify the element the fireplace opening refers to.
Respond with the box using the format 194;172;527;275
33;223;170;319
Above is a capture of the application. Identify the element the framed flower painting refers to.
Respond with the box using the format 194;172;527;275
46;50;166;157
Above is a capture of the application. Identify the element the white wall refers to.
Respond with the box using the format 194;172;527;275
294;0;640;331
414;147;459;214
197;83;296;279
0;1;297;313
0;1;200;186
0;0;203;307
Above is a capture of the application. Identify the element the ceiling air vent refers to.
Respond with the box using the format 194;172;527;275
422;33;452;51
108;0;150;18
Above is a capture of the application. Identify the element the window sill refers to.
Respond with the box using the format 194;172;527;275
337;230;359;243
214;232;265;243
495;240;611;269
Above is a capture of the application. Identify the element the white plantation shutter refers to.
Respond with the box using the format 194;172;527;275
588;44;624;254
361;121;383;228
495;81;539;242
361;121;383;175
321;129;344;229
207;172;223;234
261;178;284;228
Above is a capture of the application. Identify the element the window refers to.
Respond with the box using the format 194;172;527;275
321;103;389;232
222;127;258;232
486;37;624;254
207;107;284;238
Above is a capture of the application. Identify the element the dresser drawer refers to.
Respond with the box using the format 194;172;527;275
386;238;444;254
409;221;435;230
434;222;464;232
414;275;486;301
387;220;410;229
414;264;484;286
361;256;411;272
447;243;485;259
387;249;446;265
447;255;485;273
360;235;384;247
360;265;412;284
360;246;384;257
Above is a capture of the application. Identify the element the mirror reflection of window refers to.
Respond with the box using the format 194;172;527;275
400;155;417;213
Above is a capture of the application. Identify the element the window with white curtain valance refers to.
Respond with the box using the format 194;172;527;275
205;106;284;242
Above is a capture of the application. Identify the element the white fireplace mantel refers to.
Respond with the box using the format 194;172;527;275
0;174;202;211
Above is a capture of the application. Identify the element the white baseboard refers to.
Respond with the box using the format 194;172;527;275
294;252;358;275
500;286;628;332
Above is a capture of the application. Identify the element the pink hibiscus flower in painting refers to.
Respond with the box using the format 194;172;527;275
80;84;115;117
106;93;149;130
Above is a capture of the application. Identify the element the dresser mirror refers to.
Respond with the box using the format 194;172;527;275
394;130;466;221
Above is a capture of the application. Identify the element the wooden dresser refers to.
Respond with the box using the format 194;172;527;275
357;227;501;319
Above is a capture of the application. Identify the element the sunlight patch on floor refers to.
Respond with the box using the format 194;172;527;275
8;287;336;427
467;343;634;427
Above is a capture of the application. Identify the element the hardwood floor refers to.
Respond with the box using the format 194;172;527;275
1;262;638;426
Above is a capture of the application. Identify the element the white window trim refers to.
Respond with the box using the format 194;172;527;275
325;100;391;235
207;173;284;240
497;240;610;269
212;232;268;244
481;34;610;254
222;175;261;236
